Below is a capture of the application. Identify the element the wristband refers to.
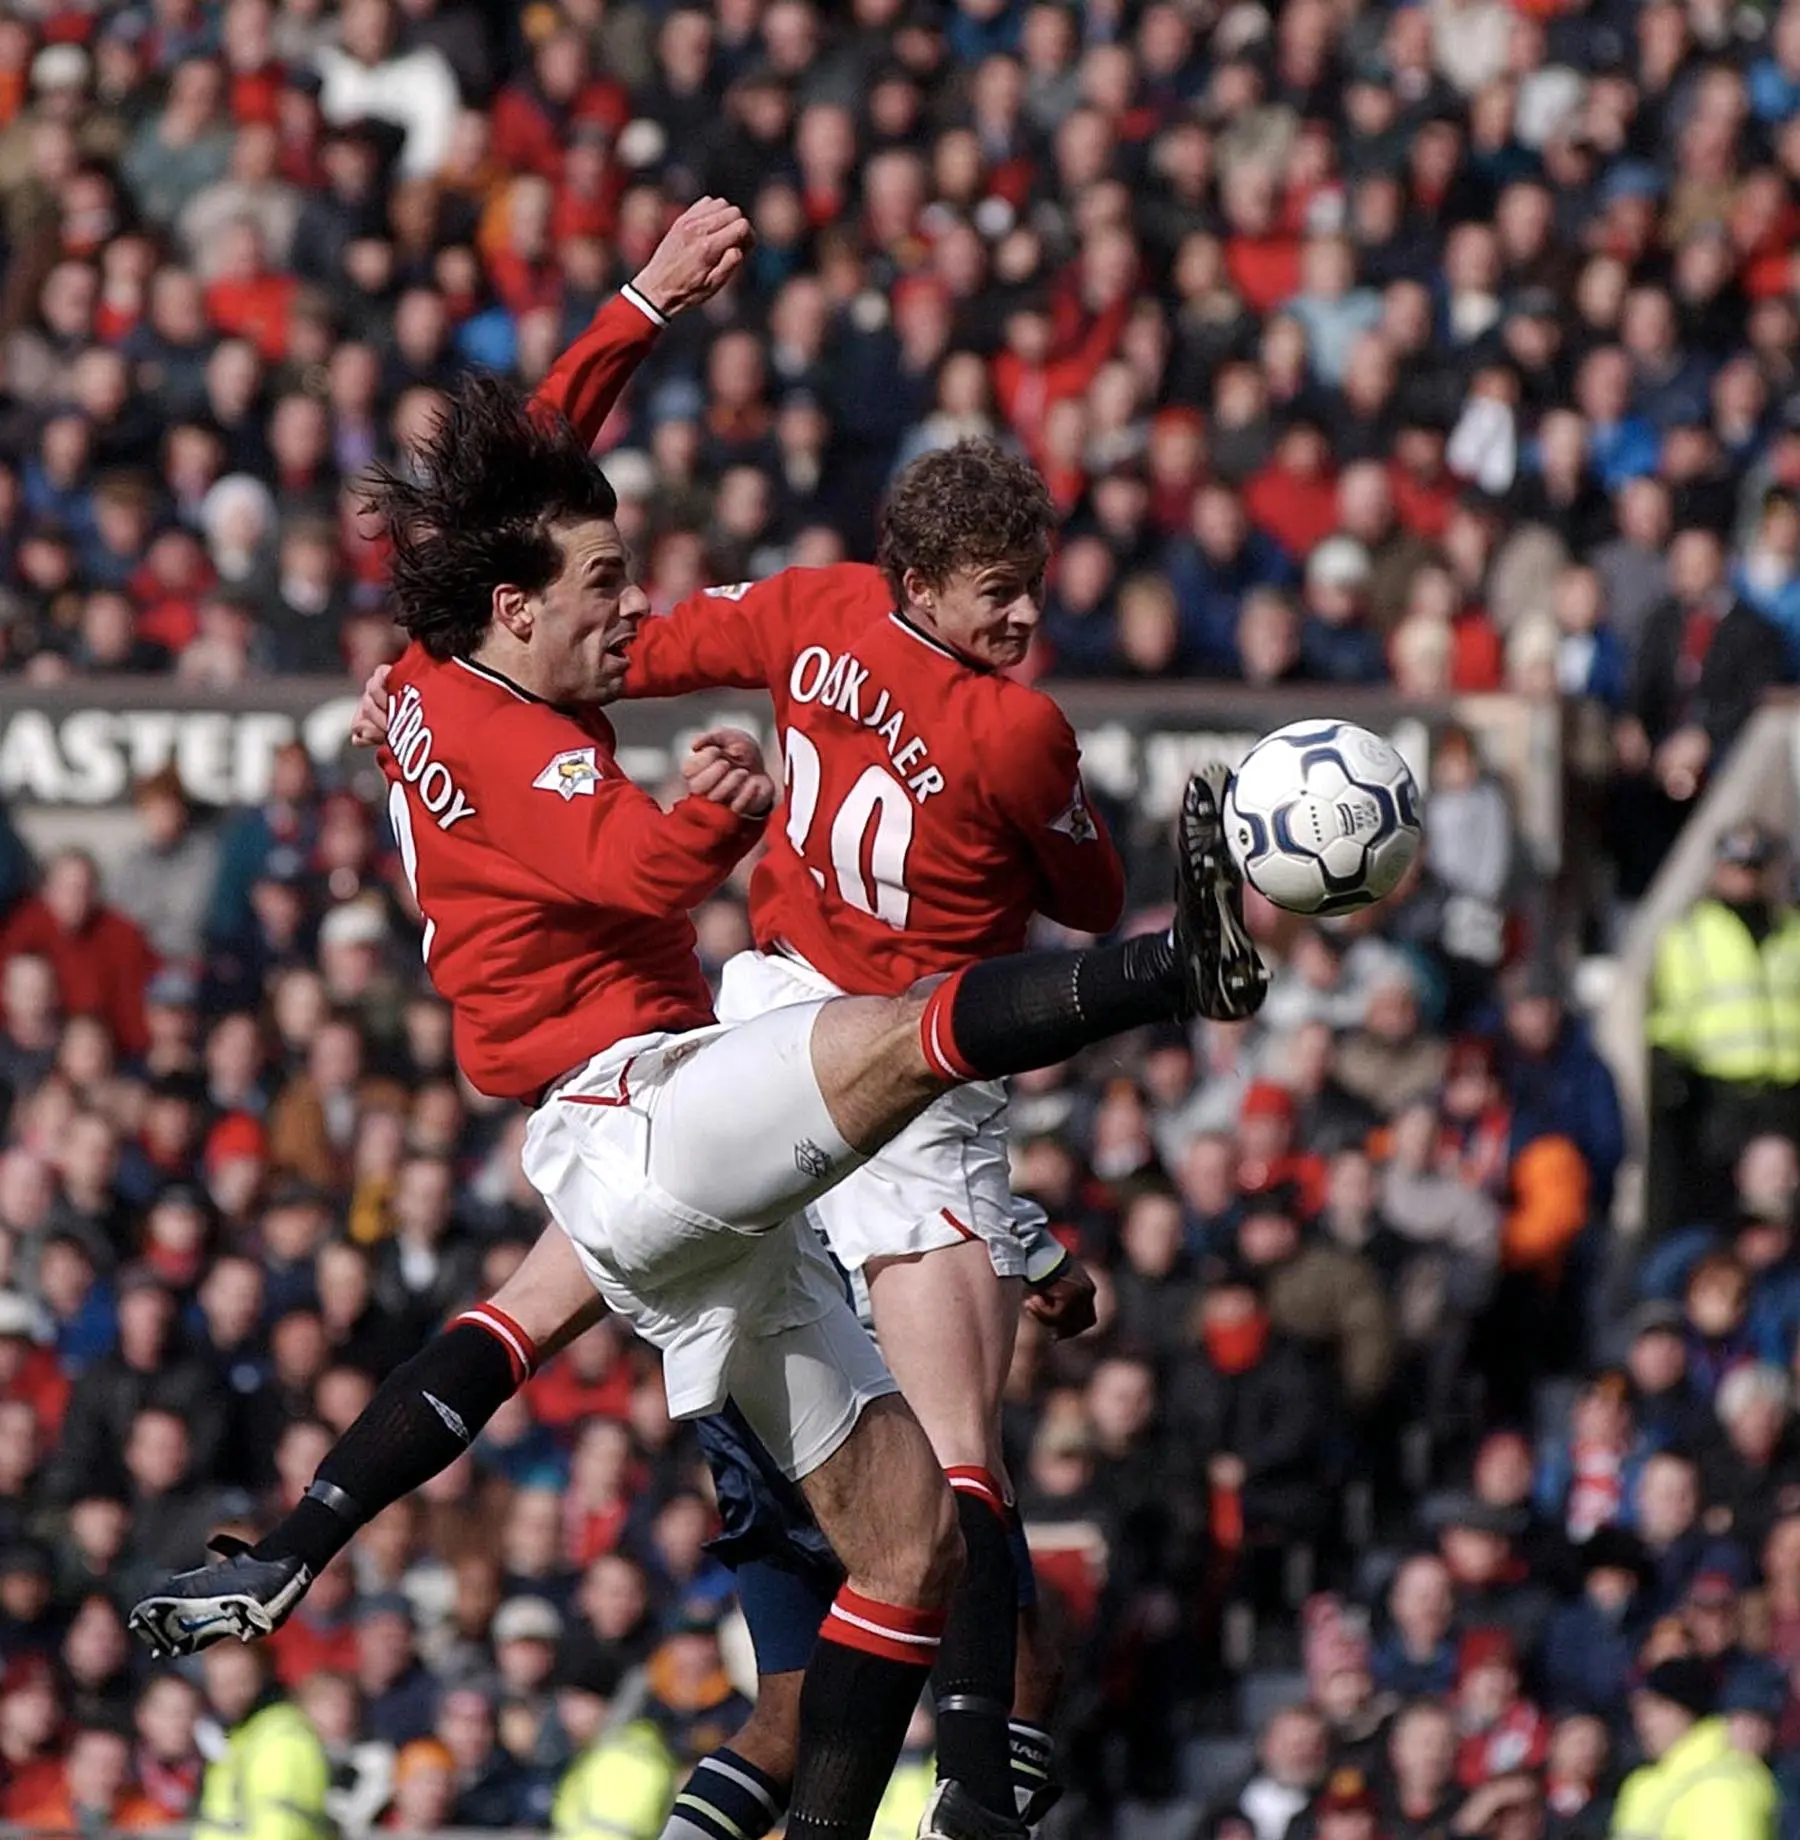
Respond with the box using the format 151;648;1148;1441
620;281;670;327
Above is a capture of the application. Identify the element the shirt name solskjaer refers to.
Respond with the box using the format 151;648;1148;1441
787;645;946;801
386;684;479;829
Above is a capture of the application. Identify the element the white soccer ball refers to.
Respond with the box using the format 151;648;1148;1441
1224;720;1422;916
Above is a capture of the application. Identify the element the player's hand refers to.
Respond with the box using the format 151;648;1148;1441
632;197;755;318
349;664;392;748
683;728;776;819
1025;1260;1098;1340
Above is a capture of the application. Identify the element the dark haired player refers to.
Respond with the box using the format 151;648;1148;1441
131;205;1262;1840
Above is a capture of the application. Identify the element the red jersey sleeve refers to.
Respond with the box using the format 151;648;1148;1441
531;286;665;448
981;696;1125;935
464;702;763;917
623;574;790;698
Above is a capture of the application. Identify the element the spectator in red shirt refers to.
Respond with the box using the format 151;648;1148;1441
268;1553;359;1687
0;1294;68;1443
201;216;296;362
0;852;154;1060
1238;1081;1329;1218
489;26;628;184
1247;422;1340;559
1223;161;1303;315
1453;1628;1550;1787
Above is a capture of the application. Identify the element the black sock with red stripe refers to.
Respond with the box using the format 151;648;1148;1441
919;935;1179;1083
253;1305;536;1574
934;1470;1019;1815
784;1588;946;1839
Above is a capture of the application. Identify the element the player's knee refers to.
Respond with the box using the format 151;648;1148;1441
861;1471;964;1608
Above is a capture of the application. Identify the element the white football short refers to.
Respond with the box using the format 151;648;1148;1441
715;949;1028;1280
519;1004;896;1481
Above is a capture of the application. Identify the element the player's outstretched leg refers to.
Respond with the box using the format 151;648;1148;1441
128;1231;601;1656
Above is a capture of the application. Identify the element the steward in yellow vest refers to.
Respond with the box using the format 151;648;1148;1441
193;1644;332;1840
1646;822;1800;1238
1612;1659;1775;1840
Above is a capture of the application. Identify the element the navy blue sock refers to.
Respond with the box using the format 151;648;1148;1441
662;1746;786;1839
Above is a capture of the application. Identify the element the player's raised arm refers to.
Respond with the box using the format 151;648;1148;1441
985;698;1126;936
469;706;772;918
535;196;755;445
626;560;893;700
622;572;789;698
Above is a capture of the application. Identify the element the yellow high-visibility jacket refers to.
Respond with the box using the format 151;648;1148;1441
870;1754;936;1840
193;1699;332;1840
1610;1715;1776;1840
1648;900;1800;1084
552;1721;679;1840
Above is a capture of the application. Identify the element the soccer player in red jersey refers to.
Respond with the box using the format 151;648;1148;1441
129;206;1261;1840
333;202;1266;1839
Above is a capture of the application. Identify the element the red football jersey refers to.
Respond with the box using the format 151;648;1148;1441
378;646;763;1100
625;565;1125;996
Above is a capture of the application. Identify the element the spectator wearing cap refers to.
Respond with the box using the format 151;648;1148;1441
1647;821;1800;1241
1426;1493;1555;1660
1718;1657;1787;1774
0;849;154;1059
1453;1627;1549;1789
1169;1268;1335;1594
1335;966;1452;1122
1312;1765;1384;1840
1541;1526;1656;1718
1300;537;1388;685
493;1593;563;1716
554;1603;751;1840
1238;1082;1328;1218
1612;1656;1776;1840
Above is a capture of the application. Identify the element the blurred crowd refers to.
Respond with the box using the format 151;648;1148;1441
2;0;1800;1834
3;0;1800;886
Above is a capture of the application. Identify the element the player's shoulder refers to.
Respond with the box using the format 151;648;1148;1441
779;561;892;624
970;672;1078;746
